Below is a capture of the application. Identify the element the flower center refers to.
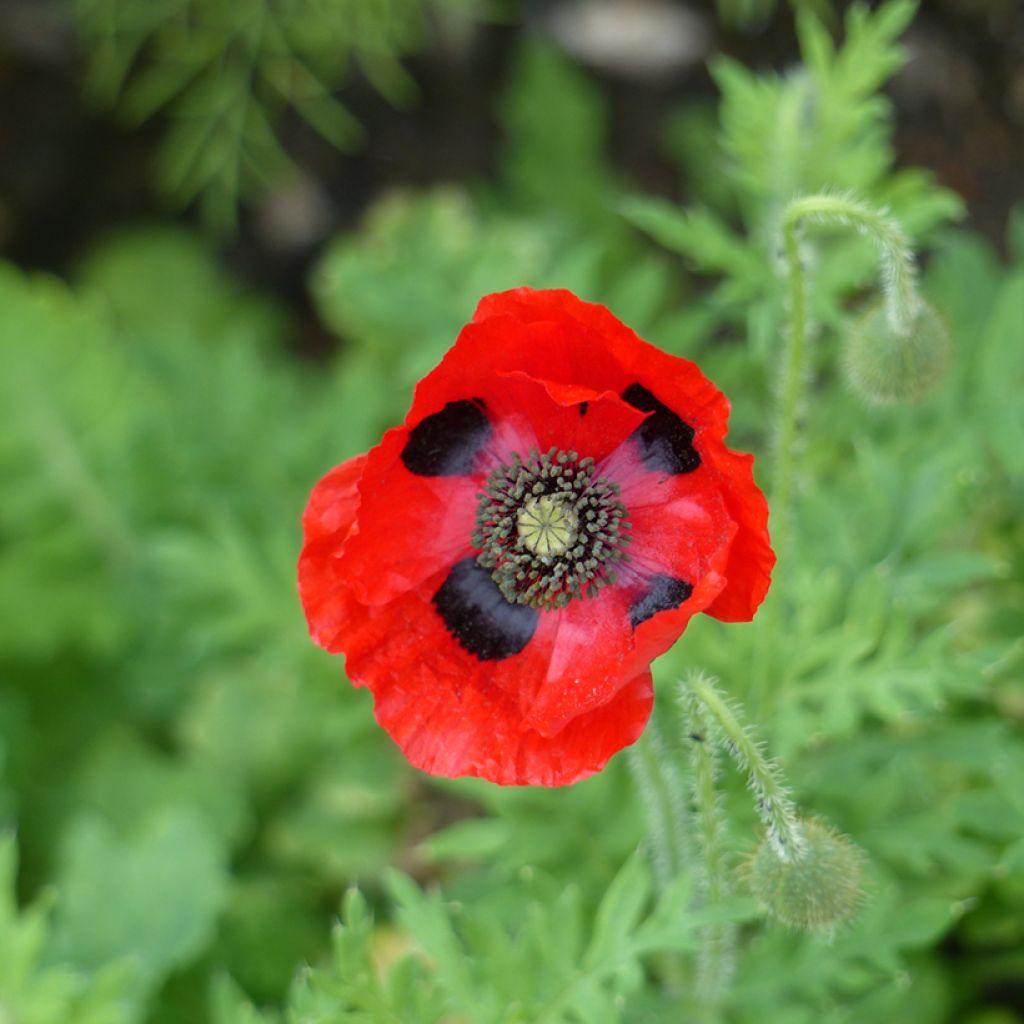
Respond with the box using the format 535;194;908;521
516;495;578;558
473;447;630;610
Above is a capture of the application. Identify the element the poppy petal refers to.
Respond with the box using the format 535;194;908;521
337;372;647;609
702;449;775;621
471;288;732;440
298;454;367;651
486;368;648;464
519;586;639;736
400;398;491;476
432;557;539;661
298;288;774;786
382;664;654;787
336;426;480;606
328;559;652;784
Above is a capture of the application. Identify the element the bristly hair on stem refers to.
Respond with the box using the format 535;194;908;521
781;190;922;336
680;684;736;1018
752;190;929;711
626;718;692;893
681;672;806;863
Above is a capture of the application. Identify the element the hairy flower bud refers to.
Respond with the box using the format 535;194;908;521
745;818;865;934
843;299;950;405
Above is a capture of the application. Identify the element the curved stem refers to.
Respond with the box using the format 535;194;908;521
782;193;921;335
685;674;805;862
751;192;922;712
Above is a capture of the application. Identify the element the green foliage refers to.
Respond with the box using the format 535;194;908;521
0;232;411;1019
281;886;444;1023
310;185;680;441
0;265;136;659
715;0;833;30
499;43;619;221
257;861;754;1024
70;0;493;228
312;189;560;420
51;810;227;999
0;834;137;1024
624;0;963;377
2;1;1023;1022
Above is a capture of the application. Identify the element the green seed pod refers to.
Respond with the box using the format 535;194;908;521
843;299;950;404
745;818;865;934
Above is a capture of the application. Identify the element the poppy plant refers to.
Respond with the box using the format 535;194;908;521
298;288;773;786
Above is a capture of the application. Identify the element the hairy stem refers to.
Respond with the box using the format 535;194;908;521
681;686;735;1021
626;720;691;892
782;192;921;335
772;211;809;562
685;674;805;863
752;192;922;710
750;208;810;711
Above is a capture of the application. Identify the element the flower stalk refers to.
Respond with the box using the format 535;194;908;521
681;684;735;1020
626;720;692;893
783;192;922;336
684;673;805;862
677;673;867;939
754;192;925;709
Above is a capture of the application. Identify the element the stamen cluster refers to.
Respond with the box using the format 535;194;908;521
472;447;630;610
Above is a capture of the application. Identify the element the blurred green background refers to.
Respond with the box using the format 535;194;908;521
1;1;1023;1021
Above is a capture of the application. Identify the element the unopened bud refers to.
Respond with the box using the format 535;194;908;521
843;299;950;404
745;818;865;934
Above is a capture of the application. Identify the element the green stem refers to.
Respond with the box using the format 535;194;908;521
749;216;807;711
772;213;808;565
682;689;735;1021
626;721;691;892
782;193;921;335
751;192;922;712
686;674;805;863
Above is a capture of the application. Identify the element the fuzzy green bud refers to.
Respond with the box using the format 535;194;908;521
843;298;950;405
745;818;865;934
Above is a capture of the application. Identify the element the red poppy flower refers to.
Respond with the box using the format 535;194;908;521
299;288;773;786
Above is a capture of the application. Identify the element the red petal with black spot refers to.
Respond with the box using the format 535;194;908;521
298;288;774;786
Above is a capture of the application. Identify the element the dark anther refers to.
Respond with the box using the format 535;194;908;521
401;399;490;476
433;558;538;660
689;733;704;742
629;574;693;628
622;383;701;474
473;448;630;610
578;401;589;417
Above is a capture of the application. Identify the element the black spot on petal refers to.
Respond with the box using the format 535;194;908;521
622;383;701;474
629;575;693;628
401;399;490;476
579;401;589;417
434;558;538;660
